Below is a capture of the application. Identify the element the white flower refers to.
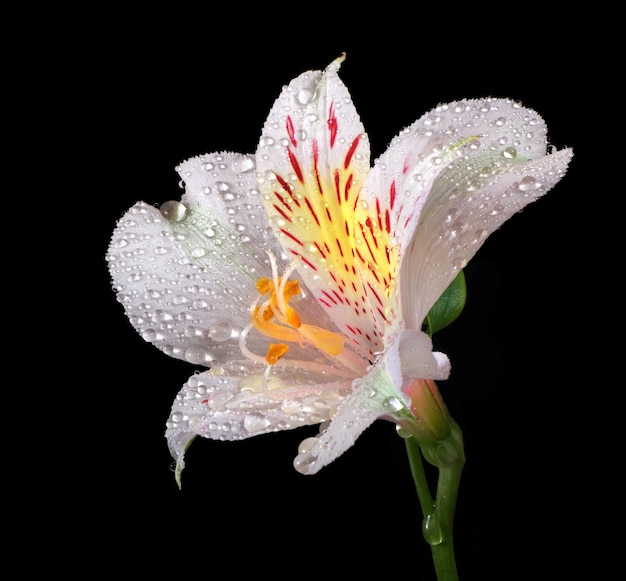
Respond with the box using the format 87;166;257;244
107;55;572;485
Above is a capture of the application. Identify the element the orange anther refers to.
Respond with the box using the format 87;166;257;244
265;343;289;365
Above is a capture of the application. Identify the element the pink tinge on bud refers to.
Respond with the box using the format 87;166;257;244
404;378;450;441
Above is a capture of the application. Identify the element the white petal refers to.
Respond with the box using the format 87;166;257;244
398;329;451;380
106;202;270;365
401;147;573;327
166;364;354;482
292;380;381;475
255;58;391;360
362;97;555;255
108;152;313;365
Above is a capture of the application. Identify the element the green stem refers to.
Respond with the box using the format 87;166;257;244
404;420;465;581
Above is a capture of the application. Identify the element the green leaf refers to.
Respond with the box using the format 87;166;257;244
424;271;467;337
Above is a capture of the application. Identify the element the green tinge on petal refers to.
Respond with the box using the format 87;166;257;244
175;435;197;490
424;270;466;336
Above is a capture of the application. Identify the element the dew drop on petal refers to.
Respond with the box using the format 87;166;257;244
243;413;271;433
518;176;541;191
159;200;187;222
502;146;517;159
183;345;211;365
382;397;404;413
208;322;234;342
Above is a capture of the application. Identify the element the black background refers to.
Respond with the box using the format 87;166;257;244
31;9;609;581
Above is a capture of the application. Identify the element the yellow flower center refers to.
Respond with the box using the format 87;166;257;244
251;273;344;365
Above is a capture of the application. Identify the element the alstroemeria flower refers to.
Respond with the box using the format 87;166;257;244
107;56;572;484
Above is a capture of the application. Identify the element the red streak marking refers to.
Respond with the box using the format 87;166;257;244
389;180;396;209
345;173;353;202
367;282;383;307
321;290;338;305
344;135;361;169
334;170;342;205
201;399;209;404
286;116;297;148
273;204;292;223
324;242;331;254
332;290;345;304
320;298;332;308
280;229;304;247
274;191;292;211
346;325;357;336
352;282;357;292
314;242;327;258
326;207;332;222
327;103;338;148
304;197;320;226
312;140;325;197
276;174;300;207
377;307;388;322
330;272;338;284
287;149;304;183
386;246;391;264
289;249;317;271
376;198;383;231
355;247;365;264
385;209;391;233
361;223;377;262
344;219;350;237
402;160;410;175
336;238;344;257
344;264;349;273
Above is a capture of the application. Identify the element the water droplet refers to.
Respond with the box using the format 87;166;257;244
184;345;210;365
422;512;443;545
502;146;517;159
208;321;233;342
395;425;412;439
160;200;187;222
382;397;404;413
518;176;541;191
293;452;316;475
207;391;233;409
297;88;315;104
191;247;206;258
243;413;271;433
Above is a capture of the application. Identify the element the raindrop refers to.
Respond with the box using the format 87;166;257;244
243;413;271;433
208;321;234;342
184;345;210;364
297;88;315;104
518;176;541;192
382;397;404;413
160;200;187;222
422;513;443;545
502;146;517;159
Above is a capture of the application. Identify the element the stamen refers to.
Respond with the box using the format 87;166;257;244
265;343;289;365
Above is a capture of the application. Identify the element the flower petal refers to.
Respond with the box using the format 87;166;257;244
362;98;555;257
166;363;354;483
402;146;573;327
292;382;381;475
256;56;397;360
107;153;290;365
